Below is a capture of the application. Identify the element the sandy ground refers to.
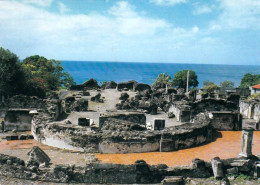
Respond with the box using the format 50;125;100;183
1;131;260;168
64;89;182;127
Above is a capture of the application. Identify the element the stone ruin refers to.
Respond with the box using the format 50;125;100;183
0;128;259;184
26;146;51;168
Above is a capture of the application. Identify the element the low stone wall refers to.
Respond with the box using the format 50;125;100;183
0;153;213;184
3;152;259;184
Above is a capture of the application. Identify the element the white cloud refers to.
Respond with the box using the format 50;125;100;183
150;0;187;6
23;0;53;7
58;2;70;14
193;3;213;15
0;0;201;62
211;0;260;30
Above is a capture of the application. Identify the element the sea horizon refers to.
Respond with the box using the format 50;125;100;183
61;61;260;88
61;60;260;67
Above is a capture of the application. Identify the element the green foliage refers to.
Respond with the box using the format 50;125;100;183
0;47;75;98
220;80;235;88
240;73;260;88
0;47;28;96
22;55;75;93
172;70;198;90
152;73;172;89
248;93;260;100
203;81;219;93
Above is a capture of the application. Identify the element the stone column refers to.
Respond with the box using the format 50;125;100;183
239;129;254;158
211;157;224;180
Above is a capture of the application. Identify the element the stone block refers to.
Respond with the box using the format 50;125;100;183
6;135;19;140
19;134;28;140
161;176;184;185
211;157;224;179
226;167;238;175
254;163;260;178
160;139;174;152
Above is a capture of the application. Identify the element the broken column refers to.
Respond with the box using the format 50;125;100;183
239;129;254;158
211;157;224;180
26;146;51;167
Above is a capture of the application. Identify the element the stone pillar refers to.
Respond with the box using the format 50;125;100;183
1;121;4;132
239;129;254;158
211;157;224;180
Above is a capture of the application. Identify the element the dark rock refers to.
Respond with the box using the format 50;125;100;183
134;83;151;91
19;134;28;140
82;91;90;96
72;98;88;111
119;93;129;101
102;81;117;89
117;80;137;91
91;93;104;103
6;135;19;140
82;78;99;89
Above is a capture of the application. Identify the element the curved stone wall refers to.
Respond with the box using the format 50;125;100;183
32;116;214;153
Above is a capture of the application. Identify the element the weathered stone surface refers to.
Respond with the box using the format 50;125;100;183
91;93;104;103
117;80;137;91
134;83;151;92
119;92;129;101
102;81;117;89
239;129;254;158
226;167;238;175
211;157;224;179
161;176;184;185
27;146;51;166
71;98;88;112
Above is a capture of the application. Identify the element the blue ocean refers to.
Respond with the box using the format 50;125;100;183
61;61;260;87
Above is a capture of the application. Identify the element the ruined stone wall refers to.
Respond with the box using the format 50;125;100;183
190;98;238;116
0;95;63;131
240;100;260;121
210;111;242;130
254;104;260;122
0;153;212;184
4;110;32;131
99;112;146;128
168;103;191;122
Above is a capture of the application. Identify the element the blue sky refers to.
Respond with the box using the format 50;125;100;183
0;0;260;65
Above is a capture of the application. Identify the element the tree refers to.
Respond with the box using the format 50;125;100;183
203;81;219;93
220;81;235;88
239;73;260;88
0;47;27;96
22;55;75;92
152;73;172;89
172;70;198;90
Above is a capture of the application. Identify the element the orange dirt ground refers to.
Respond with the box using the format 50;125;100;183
1;131;260;167
96;131;260;167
